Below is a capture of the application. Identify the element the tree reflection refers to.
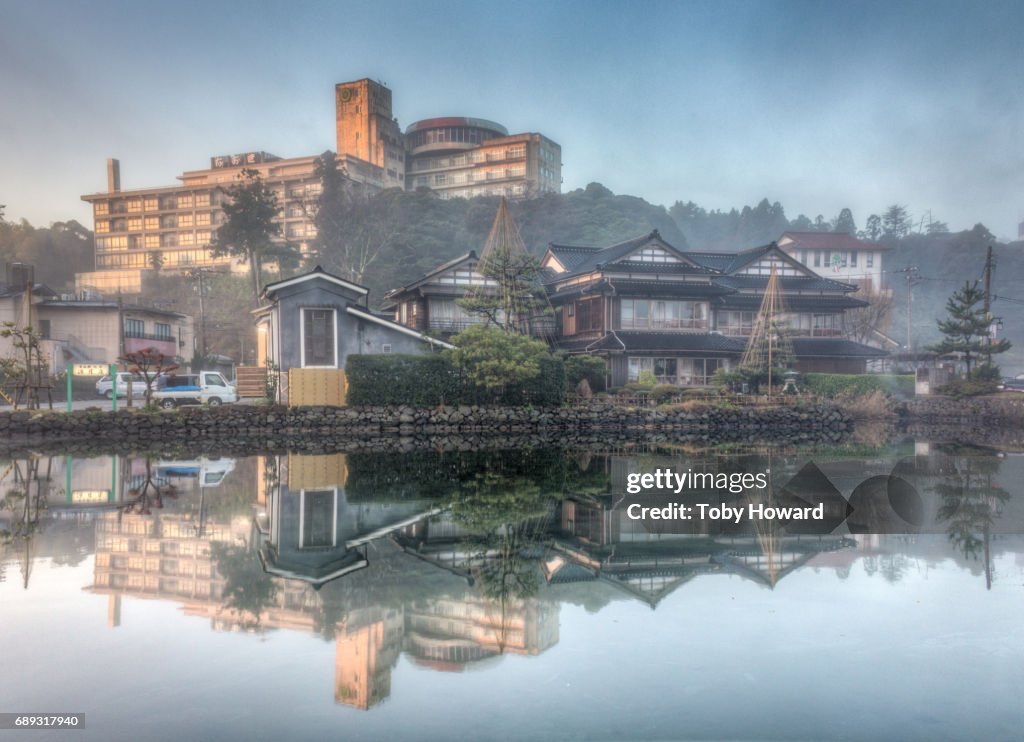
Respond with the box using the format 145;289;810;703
0;456;54;588
211;540;278;631
934;447;1010;589
121;458;178;515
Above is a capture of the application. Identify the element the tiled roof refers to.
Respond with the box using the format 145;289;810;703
546;279;734;302
383;252;478;299
546;231;709;280
717;294;868;311
561;332;746;354
778;232;889;251
790;338;889;358
713;275;857;292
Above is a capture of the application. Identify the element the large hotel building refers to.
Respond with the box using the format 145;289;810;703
78;78;561;293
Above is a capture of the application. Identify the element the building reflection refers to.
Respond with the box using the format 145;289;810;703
7;442;1022;711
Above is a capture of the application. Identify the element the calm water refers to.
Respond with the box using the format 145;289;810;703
2;442;1023;741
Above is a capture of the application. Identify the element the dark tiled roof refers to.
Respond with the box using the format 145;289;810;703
717;294;868;311
685;243;776;274
791;338;889;358
546;279;734;302
561;332;746;354
713;275;857;292
546;231;711;280
383;252;478;299
779;231;889;251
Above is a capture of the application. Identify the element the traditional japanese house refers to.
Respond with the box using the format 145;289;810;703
541;231;886;387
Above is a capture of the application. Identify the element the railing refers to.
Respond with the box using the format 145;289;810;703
124;330;175;342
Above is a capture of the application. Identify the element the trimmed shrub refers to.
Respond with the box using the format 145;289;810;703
564;355;607;392
801;373;914;399
935;378;999;399
650;384;684;403
345;354;462;406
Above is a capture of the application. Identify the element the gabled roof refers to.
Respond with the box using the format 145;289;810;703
686;242;821;279
383;252;479;300
777;231;890;251
544;231;710;280
345;305;455;349
262;265;369;298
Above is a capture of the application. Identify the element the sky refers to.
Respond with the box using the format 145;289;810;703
1;0;1022;239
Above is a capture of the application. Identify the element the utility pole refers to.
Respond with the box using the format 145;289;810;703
983;244;994;367
892;266;919;354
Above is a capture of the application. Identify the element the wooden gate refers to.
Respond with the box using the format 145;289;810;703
235;366;269;398
287;368;347;407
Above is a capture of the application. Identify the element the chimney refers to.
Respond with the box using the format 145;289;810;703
107;158;121;193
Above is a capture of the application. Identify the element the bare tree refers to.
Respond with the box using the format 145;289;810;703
845;291;894;345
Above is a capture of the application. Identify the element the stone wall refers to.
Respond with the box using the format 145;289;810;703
900;396;1024;425
0;402;852;452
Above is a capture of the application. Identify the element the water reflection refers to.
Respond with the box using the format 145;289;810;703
2;442;1023;718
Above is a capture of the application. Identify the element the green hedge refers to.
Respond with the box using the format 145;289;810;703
346;354;462;406
345;352;565;407
800;373;914;399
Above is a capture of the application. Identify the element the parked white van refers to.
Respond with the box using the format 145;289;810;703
95;372;147;399
153;371;237;408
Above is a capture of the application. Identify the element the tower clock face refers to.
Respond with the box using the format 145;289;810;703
340;88;353;102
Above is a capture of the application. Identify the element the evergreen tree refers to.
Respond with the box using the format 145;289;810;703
832;208;857;234
928;281;1010;375
210;168;297;304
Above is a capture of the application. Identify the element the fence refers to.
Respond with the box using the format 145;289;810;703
235;366;269;399
287;368;347;407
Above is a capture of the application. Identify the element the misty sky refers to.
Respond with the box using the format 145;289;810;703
1;0;1022;239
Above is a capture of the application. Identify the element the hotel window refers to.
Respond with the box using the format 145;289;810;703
718;310;755;335
145;217;159;230
196;212;211;226
176;195;193;209
621;299;707;330
94;202;109;216
112;219;126;232
195;193;210;207
197;231;211;245
179;232;195;246
144;197;159;211
96;220;110;234
178;214;193;228
127;218;142;231
127;199;142;212
108;235;128;250
154;322;171;340
144;234;160;248
302;308;336;367
161;233;177;247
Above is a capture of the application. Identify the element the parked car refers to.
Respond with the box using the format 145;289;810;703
153;371;237;408
998;378;1024;392
95;372;147;400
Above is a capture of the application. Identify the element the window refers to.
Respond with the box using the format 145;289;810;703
39;319;50;339
145;217;159;230
195;193;210;207
300;490;337;548
179;232;195;246
196;212;211;226
154;322;171;340
196;231;211;245
628;357;724;385
124;319;144;337
144;197;159;211
127;199;142;212
176;195;193;209
850;251;858;267
144;235;160;248
95;220;110;234
866;252;874;268
178;214;193;228
814;251;821;267
718;310;755;335
302;308;336;367
621;299;706;329
127;218;142;231
382;344;392;354
94;203;109;216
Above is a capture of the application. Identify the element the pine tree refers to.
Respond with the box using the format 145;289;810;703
928;281;1010;375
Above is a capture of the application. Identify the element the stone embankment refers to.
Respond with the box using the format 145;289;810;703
899;396;1024;425
0;402;852;452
